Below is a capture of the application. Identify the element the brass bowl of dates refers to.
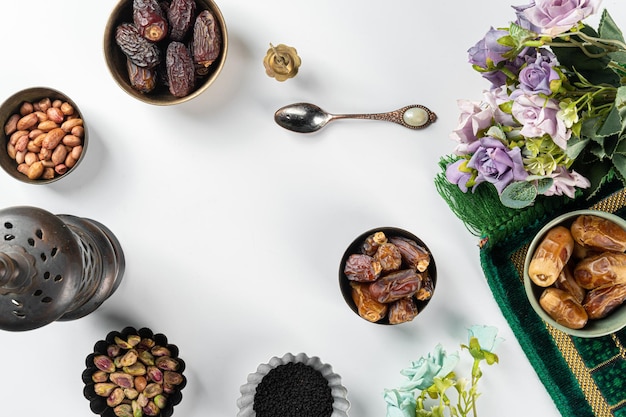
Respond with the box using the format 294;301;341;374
0;86;88;184
104;0;227;105
82;327;187;417
523;210;626;338
339;227;437;325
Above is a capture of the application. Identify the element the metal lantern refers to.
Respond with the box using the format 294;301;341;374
0;206;125;331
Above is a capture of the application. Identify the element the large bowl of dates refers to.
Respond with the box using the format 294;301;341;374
339;227;437;325
104;0;227;105
523;210;626;338
236;352;350;417
0;87;88;184
82;326;187;417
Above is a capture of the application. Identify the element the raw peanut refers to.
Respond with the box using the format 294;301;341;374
15;150;26;164
46;107;65;124
6;143;16;159
27;161;44;179
38;120;59;132
33;133;46;147
16;113;38;131
41;160;55;168
51;144;67;165
55;164;68;175
19;102;33;116
62;134;81;147
17;163;29;175
25;152;38;166
38;98;51;112
15;135;29;152
34;111;48;122
33;102;41;112
52;99;62;108
27;141;41;153
61;118;83;132
9;130;28;146
42;167;55;180
60;102;74;116
28;129;43;139
65;154;77;168
70;125;84;138
42;128;66;149
71;145;83;160
528;226;574;287
39;148;52;161
4;114;19;135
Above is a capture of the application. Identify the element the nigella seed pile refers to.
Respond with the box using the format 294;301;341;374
253;362;333;417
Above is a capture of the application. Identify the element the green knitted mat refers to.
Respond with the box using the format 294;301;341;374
480;189;626;417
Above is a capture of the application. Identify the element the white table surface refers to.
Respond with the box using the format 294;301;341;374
1;1;624;416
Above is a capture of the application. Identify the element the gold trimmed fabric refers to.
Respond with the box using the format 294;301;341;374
479;188;626;417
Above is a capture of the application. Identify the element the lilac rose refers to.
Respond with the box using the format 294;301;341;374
450;99;494;154
468;27;514;87
512;93;571;149
467;137;528;194
446;159;474;193
544;166;590;198
516;0;601;37
519;52;560;95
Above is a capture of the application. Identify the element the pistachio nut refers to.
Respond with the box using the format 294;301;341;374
94;382;118;397
146;366;163;383
123;362;147;376
120;349;138;367
110;372;134;389
164;371;183;386
107;387;126;407
153;394;167;409
155;356;179;371
143;383;163;399
150;346;171;357
94;355;116;373
113;404;133;417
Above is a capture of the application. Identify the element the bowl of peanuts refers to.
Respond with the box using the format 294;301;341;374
0;86;87;184
339;227;437;325
523;209;626;338
103;0;228;105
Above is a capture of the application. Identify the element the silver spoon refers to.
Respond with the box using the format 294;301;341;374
274;102;437;133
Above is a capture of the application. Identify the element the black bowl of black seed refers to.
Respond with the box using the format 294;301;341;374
82;326;187;417
236;352;350;417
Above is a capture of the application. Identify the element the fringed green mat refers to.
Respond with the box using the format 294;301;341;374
436;169;626;416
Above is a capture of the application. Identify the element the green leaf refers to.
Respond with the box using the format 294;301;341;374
597;105;623;137
536;177;554;194
483;351;499;365
499;181;537;209
599;9;626;65
612;153;626;181
566;135;590;160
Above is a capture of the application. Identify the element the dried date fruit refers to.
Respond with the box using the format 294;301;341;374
554;265;586;304
115;23;161;68
573;251;626;289
416;272;434;301
127;59;157;93
344;254;382;282
133;0;169;42
191;9;222;74
368;269;421;304
528;226;574;287
374;242;402;273
166;41;195;97
350;282;388;323
361;231;387;256
388;297;419;324
389;236;431;272
583;283;626;319
167;0;196;41
570;214;626;252
539;287;588;329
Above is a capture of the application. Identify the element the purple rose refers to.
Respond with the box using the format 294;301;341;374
516;0;601;36
467;137;528;194
468;27;511;68
449;99;494;155
544;166;591;198
512;93;571;148
445;159;474;193
518;52;560;95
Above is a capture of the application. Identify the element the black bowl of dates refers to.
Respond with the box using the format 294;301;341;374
236;352;350;417
339;227;437;325
0;87;88;184
82;327;187;417
524;210;626;338
104;0;227;105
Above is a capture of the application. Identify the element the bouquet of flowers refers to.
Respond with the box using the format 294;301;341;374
438;0;626;210
383;325;502;417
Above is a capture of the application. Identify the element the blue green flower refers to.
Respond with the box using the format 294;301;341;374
383;389;416;417
399;344;460;391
